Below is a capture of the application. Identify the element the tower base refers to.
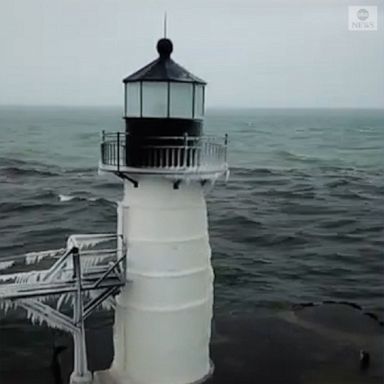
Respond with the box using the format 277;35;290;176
70;371;93;384
93;362;214;384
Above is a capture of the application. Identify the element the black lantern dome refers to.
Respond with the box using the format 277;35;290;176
123;38;206;85
123;39;206;138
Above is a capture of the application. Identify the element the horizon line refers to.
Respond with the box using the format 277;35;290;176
0;104;383;111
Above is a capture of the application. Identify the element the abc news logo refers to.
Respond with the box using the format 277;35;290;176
348;6;378;31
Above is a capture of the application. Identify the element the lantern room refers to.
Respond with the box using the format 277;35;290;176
123;38;206;137
99;38;228;178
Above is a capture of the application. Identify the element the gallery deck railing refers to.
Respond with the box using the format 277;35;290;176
100;132;228;174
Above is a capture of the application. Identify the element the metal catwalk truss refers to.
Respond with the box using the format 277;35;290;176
0;233;127;384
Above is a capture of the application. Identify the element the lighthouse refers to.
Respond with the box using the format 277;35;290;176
95;38;228;384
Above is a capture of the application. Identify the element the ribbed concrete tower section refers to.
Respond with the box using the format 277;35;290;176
95;37;228;384
113;178;214;383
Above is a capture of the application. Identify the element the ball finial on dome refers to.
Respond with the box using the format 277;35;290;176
157;38;173;59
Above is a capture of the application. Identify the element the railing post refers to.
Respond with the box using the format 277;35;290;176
121;238;127;280
183;133;188;168
124;133;128;167
117;132;120;171
100;131;105;165
224;134;228;163
70;247;92;384
171;147;175;168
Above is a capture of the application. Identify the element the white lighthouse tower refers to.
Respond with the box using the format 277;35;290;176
96;38;228;384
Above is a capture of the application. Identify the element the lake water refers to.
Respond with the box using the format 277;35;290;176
0;106;383;317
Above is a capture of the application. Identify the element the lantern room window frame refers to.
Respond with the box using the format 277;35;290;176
124;80;205;120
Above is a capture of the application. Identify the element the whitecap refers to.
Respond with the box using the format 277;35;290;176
59;194;75;202
58;193;115;205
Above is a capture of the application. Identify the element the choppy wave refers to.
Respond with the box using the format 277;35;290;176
63;167;98;174
58;193;115;205
0;158;100;178
0;156;38;167
0;166;58;178
275;149;327;164
0;201;58;214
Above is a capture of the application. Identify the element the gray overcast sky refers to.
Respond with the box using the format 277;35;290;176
0;0;383;108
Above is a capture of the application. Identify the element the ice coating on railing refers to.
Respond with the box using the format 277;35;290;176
0;261;15;271
99;133;228;178
25;248;65;265
0;229;125;371
67;233;117;250
0;233;124;300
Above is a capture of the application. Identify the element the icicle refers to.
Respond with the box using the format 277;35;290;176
19;299;69;332
87;289;116;311
81;254;113;270
25;248;65;265
0;300;17;315
56;293;73;310
0;272;18;282
4;270;47;285
0;261;15;271
67;234;116;250
102;297;116;310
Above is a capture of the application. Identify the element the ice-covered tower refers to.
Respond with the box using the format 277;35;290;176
97;38;228;384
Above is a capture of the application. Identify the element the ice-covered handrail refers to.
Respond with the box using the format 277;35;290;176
0;248;66;265
0;234;117;274
0;233;127;383
0;260;16;271
67;233;117;250
0;233;124;298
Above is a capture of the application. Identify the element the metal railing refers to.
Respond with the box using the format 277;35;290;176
0;234;127;384
100;132;228;173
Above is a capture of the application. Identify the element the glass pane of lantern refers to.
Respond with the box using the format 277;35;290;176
194;85;204;119
170;83;193;119
142;82;167;118
126;82;141;117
